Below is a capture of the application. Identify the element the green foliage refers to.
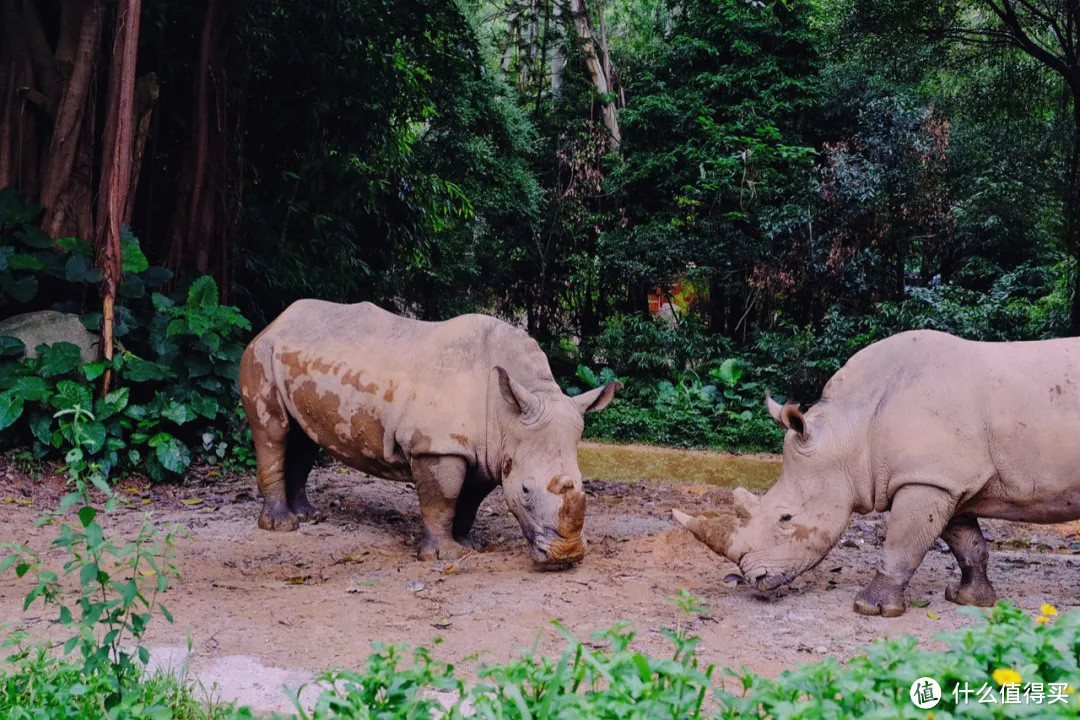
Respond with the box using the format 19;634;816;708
1;414;184;718
0;206;254;481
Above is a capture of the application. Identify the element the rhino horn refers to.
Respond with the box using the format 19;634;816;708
672;509;736;558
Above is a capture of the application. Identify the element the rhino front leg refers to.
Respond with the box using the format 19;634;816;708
854;485;955;617
941;514;997;607
284;423;319;522
413;456;471;561
452;479;497;549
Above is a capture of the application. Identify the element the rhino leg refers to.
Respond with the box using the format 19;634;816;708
284;422;319;522
452;478;497;549
941;514;997;607
413;456;471;561
854;485;955;617
240;340;299;532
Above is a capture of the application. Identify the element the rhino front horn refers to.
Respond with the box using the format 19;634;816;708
672;508;736;558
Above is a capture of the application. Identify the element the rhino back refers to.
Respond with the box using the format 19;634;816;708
256;300;558;475
822;330;1080;519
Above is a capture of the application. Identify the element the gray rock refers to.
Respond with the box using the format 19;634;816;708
0;310;100;363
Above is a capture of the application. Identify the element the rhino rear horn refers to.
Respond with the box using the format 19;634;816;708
672;509;736;558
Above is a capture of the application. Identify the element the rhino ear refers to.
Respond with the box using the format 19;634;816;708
571;381;622;414
765;392;807;439
495;366;539;418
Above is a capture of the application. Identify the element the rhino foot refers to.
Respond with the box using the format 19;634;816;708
853;574;907;617
454;535;482;551
258;503;300;532
289;498;321;523
945;582;996;607
418;535;472;561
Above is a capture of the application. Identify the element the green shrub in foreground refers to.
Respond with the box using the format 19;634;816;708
2;599;1078;719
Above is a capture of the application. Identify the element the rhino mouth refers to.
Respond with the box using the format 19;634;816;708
745;567;797;594
530;531;584;571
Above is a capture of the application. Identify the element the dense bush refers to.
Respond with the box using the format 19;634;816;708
0;192;254;483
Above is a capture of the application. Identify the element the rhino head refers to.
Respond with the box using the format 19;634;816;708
492;367;621;570
673;393;855;591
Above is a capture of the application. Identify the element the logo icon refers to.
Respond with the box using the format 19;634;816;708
911;677;942;709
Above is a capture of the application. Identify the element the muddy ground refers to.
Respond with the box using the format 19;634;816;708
1;450;1079;714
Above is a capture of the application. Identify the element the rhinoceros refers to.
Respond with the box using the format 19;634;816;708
238;300;619;569
674;329;1080;616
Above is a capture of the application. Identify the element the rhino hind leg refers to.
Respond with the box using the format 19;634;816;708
413;456;472;561
240;340;299;532
854;485;956;617
941;514;997;607
452;479;497;549
284;422;319;522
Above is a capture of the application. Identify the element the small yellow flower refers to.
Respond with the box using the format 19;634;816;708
1036;615;1051;623
1040;604;1058;616
992;668;1023;686
927;713;934;720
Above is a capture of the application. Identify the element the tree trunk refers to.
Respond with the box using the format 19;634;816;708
568;0;620;152
40;0;103;239
550;0;564;96
167;0;230;299
95;0;141;392
1068;89;1080;335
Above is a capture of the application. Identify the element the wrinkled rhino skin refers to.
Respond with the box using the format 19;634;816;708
675;330;1080;616
238;300;619;569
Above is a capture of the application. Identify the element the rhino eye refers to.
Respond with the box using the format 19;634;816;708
522;486;531;495
780;514;793;523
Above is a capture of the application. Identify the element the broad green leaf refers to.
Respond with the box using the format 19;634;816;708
0;390;24;430
0;336;26;357
154;435;191;474
120;226;150;273
39;342;83;377
186;275;219;309
50;380;92;411
13;376;49;401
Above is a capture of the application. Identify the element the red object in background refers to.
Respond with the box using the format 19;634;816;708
648;281;687;314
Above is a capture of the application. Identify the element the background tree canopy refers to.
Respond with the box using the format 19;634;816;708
2;0;1077;451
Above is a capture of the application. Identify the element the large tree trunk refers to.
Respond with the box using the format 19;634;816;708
167;0;231;299
1068;89;1080;335
40;0;103;240
568;0;620;152
95;0;141;392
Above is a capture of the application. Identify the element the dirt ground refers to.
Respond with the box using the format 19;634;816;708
2;451;1079;714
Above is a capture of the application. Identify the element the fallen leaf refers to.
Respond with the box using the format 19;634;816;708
180;498;204;506
124;487;141;495
927;610;940;620
139;569;157;577
207;470;222;478
337;467;349;474
2;497;13;504
15;498;31;506
285;576;308;585
442;564;456;575
911;599;930;608
141;499;152;505
433;618;452;629
407;579;425;593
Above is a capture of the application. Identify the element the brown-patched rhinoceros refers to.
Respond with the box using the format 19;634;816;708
239;300;620;569
674;329;1080;616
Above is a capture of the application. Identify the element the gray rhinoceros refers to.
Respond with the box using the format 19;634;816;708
674;329;1080;616
239;300;620;569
